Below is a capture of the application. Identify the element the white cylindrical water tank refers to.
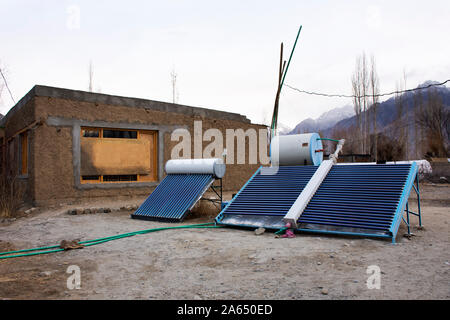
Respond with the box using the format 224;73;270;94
270;133;323;166
165;158;226;178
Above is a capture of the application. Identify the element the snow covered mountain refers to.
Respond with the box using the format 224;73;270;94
289;104;354;134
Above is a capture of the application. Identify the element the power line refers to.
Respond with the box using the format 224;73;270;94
0;67;15;104
285;79;450;99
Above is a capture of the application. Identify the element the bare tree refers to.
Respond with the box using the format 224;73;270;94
403;70;409;159
416;88;449;157
88;61;94;92
369;55;379;161
0;72;4;108
332;125;360;155
352;57;363;153
0;60;5;103
0;61;15;106
362;54;369;154
351;53;369;154
413;89;424;158
394;81;405;157
170;68;179;104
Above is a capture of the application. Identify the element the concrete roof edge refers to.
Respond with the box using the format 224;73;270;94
1;85;256;126
32;85;251;123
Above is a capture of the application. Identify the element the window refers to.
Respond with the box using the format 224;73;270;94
81;175;100;182
81;128;137;139
81;175;138;183
103;130;137;139
80;127;157;184
103;175;137;182
19;131;28;175
82;128;100;138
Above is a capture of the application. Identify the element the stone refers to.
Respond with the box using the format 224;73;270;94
255;227;265;235
67;209;78;215
317;262;322;265
75;208;84;215
104;208;111;213
403;233;415;239
321;288;328;295
83;208;92;214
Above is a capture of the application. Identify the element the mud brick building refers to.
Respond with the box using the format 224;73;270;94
0;85;266;205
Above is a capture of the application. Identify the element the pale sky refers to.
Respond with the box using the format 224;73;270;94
1;0;449;128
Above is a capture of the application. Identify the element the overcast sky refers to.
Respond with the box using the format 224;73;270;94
1;0;449;128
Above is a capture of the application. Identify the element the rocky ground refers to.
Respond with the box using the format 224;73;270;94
0;183;448;300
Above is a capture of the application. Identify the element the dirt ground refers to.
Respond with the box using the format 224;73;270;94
0;183;448;300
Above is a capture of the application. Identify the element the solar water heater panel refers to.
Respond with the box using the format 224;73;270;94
131;174;214;222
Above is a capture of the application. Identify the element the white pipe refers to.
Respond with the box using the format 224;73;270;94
283;159;334;228
283;139;345;228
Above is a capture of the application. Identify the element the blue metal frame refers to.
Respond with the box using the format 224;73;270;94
297;227;392;240
389;162;418;243
398;172;423;240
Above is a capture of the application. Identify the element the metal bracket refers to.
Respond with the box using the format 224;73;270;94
201;178;223;209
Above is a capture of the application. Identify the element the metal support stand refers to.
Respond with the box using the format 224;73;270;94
402;173;422;236
201;178;223;209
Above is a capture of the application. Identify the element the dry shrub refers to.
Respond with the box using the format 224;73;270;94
0;175;25;218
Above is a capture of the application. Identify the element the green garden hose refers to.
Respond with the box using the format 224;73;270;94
0;222;223;260
317;138;340;143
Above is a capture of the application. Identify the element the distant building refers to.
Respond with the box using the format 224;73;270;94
0;85;265;206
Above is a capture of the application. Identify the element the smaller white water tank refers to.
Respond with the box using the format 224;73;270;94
165;158;226;178
270;133;323;166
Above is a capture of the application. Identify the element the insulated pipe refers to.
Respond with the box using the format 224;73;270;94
283;159;334;228
282;139;345;228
